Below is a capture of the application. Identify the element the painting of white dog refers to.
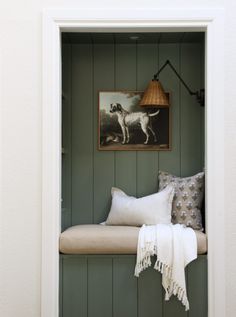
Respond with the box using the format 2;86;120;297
99;91;170;150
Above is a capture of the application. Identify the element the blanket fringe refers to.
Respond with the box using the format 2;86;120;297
135;248;189;311
167;279;189;311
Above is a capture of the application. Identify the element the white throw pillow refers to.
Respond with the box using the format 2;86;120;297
105;185;175;226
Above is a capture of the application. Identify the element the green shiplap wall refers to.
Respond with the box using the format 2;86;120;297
60;255;207;317
60;38;206;317
62;41;204;230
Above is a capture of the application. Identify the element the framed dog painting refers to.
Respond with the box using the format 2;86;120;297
98;91;171;151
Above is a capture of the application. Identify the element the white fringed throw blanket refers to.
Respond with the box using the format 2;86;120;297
134;224;197;310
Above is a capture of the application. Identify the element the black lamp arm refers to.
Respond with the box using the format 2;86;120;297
153;60;205;106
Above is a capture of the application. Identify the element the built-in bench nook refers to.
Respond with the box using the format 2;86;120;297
60;31;207;317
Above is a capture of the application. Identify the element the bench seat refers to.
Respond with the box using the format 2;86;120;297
60;224;207;255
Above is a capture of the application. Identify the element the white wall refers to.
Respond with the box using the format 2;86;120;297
0;1;235;316
224;2;236;316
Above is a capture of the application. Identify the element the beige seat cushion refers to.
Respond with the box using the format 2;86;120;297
60;224;207;255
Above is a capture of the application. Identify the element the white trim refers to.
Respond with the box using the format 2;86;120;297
205;13;225;317
42;12;61;317
42;8;225;317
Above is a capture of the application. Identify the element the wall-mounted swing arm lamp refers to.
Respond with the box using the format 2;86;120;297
139;60;205;108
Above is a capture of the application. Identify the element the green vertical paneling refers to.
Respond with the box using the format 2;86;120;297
136;44;159;196
180;43;202;177
137;43;158;90
88;258;113;317
62;44;72;230
138;266;163;317
62;41;205;227
159;43;181;177
71;44;93;224
60;255;207;317
200;42;205;168
59;256;63;317
136;151;158;196
113;257;138;317
114;153;137;195
200;42;205;227
62;257;87;317
115;44;137;195
93;44;115;223
188;256;207;317
115;44;137;90
163;295;188;317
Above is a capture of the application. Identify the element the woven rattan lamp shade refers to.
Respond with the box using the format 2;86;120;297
139;79;169;108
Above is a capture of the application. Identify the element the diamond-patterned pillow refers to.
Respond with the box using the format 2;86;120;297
158;171;205;230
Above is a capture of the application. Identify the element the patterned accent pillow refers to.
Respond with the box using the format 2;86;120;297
158;171;205;230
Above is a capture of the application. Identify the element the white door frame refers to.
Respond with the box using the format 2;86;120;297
42;8;225;317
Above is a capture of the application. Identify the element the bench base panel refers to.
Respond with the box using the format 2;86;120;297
60;254;207;317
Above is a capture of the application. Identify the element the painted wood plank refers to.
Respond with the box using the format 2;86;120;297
159;43;181;177
59;256;63;317
162;275;188;317
200;42;205;229
136;43;159;196
93;44;115;223
60;255;207;317
62;257;87;317
187;256;207;317
115;44;137;91
115;44;137;196
113;257;138;317
114;152;137;195
61;43;72;230
88;258;113;317
180;43;203;177
136;151;158;197
163;295;188;317
71;44;93;224
200;42;205;168
138;265;163;317
136;43;158;92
